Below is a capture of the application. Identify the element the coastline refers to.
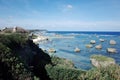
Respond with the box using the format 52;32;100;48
32;35;48;43
37;31;120;70
32;34;75;43
1;31;120;80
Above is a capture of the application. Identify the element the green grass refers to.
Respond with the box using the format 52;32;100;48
45;64;85;80
51;56;75;69
91;54;114;62
79;65;120;80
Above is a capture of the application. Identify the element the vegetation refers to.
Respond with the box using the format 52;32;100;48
45;54;120;80
51;56;75;68
46;56;120;80
45;56;85;80
79;65;120;80
0;33;28;49
46;64;85;80
91;54;115;61
0;33;44;80
0;43;33;80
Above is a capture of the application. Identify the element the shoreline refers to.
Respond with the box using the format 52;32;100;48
48;36;74;39
32;35;74;43
32;35;48;43
37;31;120;70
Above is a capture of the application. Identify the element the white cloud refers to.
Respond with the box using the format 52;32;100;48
37;20;120;31
61;4;73;12
1;18;120;31
67;4;73;9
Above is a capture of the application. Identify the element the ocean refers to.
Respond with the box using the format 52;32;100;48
38;31;120;70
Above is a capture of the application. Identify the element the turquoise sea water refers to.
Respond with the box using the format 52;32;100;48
38;31;120;70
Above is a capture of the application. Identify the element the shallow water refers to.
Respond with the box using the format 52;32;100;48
39;31;120;70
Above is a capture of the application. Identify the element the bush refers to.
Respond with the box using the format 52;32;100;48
45;56;85;80
79;65;120;80
0;33;50;80
45;64;85;80
51;56;75;68
47;56;120;80
0;33;27;49
0;43;33;80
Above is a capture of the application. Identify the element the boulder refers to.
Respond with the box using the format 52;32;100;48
48;48;56;53
95;44;102;49
90;40;96;44
90;55;115;68
107;48;117;53
99;39;105;42
74;47;80;52
86;44;93;48
110;40;116;45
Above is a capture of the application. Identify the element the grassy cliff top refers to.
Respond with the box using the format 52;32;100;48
90;55;115;62
51;56;75;69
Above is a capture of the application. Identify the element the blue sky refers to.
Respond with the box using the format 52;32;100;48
0;0;120;31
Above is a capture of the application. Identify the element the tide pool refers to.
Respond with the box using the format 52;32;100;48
39;31;120;70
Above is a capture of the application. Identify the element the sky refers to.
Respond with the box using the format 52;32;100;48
0;0;120;31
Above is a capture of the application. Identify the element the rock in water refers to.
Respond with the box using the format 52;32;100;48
48;48;56;53
107;48;117;53
99;39;105;42
110;40;116;45
90;55;115;68
90;40;96;44
95;44;102;49
86;44;93;48
74;47;80;52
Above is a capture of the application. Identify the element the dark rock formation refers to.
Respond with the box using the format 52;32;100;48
0;34;52;80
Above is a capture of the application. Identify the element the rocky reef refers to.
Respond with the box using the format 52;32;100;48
107;48;117;53
110;40;116;45
95;44;102;49
90;55;115;68
86;44;93;48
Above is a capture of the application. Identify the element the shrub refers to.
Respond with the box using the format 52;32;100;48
45;56;85;80
0;33;27;49
79;65;120;80
45;64;85;80
51;56;75;68
0;43;33;80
